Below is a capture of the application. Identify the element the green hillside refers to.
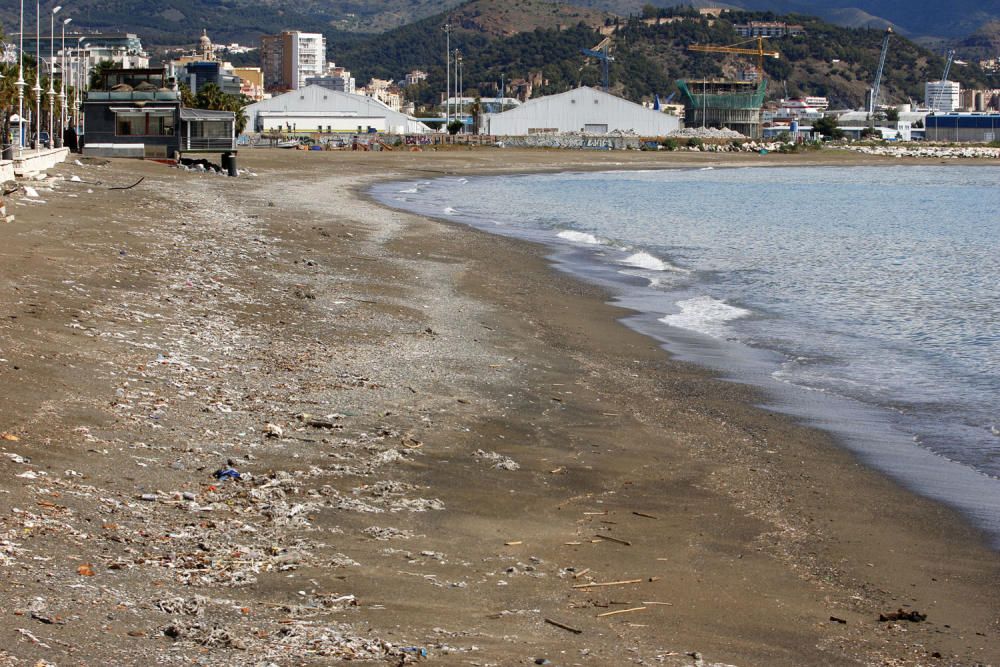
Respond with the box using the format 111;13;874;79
336;4;998;109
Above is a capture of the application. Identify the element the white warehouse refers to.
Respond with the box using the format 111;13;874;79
484;86;681;137
244;85;432;135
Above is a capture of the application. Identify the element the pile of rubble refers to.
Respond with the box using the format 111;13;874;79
836;144;1000;159
669;127;747;140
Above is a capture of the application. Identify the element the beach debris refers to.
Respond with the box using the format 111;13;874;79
594;534;632;546
76;563;95;576
572;579;643;589
474;449;519;471
362;526;414;540
632;511;658;519
23;187;40;198
544;618;582;634
263;422;284;438
829;616;847;624
879;609;927;623
596;606;646;618
108;177;144;191
213;466;241;481
2;432;20;441
296;413;338;429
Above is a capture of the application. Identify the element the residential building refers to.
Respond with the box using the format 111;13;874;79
19;31;149;76
925;80;961;111
405;70;428;86
306;64;355;94
360;78;401;112
234;68;265;101
734;22;805;38
260;31;326;91
243;84;431;134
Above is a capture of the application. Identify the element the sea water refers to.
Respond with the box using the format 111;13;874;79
372;166;1000;545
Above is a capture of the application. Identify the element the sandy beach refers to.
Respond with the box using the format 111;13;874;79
1;148;998;666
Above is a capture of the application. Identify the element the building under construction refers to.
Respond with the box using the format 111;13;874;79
677;79;767;138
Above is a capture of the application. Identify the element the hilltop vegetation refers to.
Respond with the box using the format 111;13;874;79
336;4;997;110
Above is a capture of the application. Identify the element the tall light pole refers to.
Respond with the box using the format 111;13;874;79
78;42;89;135
33;0;42;148
15;0;26;153
59;17;71;147
48;5;61;148
455;50;463;133
443;22;451;127
73;36;83;130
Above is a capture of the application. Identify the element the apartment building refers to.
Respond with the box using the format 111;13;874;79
261;31;326;91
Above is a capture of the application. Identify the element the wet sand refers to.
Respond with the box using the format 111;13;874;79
0;148;998;666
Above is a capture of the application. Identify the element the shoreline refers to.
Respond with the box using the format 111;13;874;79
366;154;1000;549
0;149;997;665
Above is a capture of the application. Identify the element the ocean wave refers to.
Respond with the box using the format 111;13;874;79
660;295;751;339
443;207;458;215
621;251;683;272
557;230;602;245
398;187;418;194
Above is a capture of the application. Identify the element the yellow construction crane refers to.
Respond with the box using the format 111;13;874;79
687;36;780;81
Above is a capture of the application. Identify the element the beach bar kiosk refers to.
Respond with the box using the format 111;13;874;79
83;68;238;174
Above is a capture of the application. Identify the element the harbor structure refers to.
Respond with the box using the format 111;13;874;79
925;112;1000;142
242;85;432;135
677;79;767;138
261;31;326;92
483;86;680;137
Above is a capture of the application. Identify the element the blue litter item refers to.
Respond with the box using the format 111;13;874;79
213;467;241;481
401;647;428;657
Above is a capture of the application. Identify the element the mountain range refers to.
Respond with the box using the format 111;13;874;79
1;0;999;44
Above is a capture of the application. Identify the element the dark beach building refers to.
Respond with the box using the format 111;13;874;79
83;68;237;169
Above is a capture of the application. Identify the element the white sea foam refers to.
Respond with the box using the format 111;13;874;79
443;207;458;215
660;295;750;339
557;230;602;245
699;166;715;171
621;251;678;272
398;187;418;194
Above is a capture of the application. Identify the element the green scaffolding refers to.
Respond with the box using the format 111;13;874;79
676;79;767;110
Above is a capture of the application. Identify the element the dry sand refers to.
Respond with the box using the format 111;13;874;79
0;148;998;666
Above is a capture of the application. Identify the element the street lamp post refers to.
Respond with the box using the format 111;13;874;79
34;0;42;148
15;0;26;153
73;37;83;130
48;5;62;148
443;23;451;127
59;17;71;147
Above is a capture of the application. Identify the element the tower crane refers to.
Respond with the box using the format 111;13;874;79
581;37;613;92
941;49;956;81
687;36;780;83
869;27;893;117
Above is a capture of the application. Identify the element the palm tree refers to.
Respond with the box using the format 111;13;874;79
0;61;39;153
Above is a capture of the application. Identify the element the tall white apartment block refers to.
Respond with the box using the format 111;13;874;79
291;32;325;89
925;80;960;111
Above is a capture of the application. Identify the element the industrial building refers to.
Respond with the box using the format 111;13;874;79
925;113;1000;142
483;87;680;137
677;79;766;138
925;80;961;111
243;85;432;135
